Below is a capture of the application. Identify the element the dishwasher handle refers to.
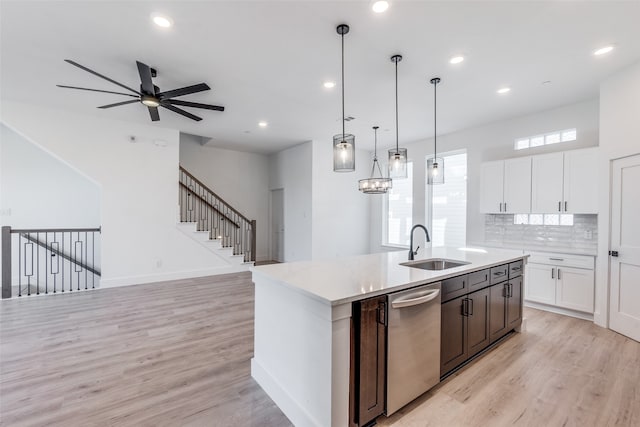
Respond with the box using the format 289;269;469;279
391;289;440;309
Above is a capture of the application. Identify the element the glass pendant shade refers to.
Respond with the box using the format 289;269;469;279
388;148;408;179
427;157;445;185
333;134;356;172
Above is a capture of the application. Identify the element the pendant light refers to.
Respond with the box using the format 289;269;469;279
427;77;444;185
388;54;408;179
333;24;355;172
359;126;393;194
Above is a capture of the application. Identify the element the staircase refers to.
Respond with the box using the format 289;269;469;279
177;166;256;266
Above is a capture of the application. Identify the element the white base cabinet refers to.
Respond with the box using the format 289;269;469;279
524;252;595;314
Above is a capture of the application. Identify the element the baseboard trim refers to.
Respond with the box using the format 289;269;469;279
99;265;250;288
251;358;321;427
524;300;594;321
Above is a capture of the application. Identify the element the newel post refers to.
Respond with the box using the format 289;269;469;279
2;226;11;299
251;220;257;262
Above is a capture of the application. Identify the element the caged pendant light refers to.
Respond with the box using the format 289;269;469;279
388;54;408;179
333;24;355;172
427;77;444;185
359;126;392;194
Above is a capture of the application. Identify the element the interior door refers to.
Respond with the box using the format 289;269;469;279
270;189;284;262
609;154;640;342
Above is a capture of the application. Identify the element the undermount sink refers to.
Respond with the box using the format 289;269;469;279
400;258;470;271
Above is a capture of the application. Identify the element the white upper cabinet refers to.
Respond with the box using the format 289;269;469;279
480;158;531;213
480;161;505;213
503;157;532;213
531;153;564;213
563;148;598;214
531;147;598;214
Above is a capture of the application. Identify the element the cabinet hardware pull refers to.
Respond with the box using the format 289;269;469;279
377;301;387;326
462;299;468;316
549;258;564;261
552;268;555;279
565;201;568;212
469;298;474;316
558;269;562;280
558;201;561;212
494;271;505;276
503;284;508;298
499;202;502;212
504;203;507;212
509;283;513;298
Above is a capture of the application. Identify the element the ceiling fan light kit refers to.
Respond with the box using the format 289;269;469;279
57;59;224;122
333;23;356;172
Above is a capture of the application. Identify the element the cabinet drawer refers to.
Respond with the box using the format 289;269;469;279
526;252;594;270
509;260;523;278
468;269;490;292
490;264;509;284
441;275;468;302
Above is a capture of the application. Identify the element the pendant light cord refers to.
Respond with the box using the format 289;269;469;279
433;80;437;158
341;32;345;140
395;59;399;153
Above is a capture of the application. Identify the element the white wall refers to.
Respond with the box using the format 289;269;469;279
269;142;313;261
595;60;640;327
311;140;370;260
1;101;239;287
369;99;599;253
179;134;270;262
1;123;100;228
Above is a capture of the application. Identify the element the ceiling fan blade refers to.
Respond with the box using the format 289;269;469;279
56;85;139;98
136;61;155;95
161;104;202;121
164;99;224;111
97;99;140;109
64;59;140;95
148;106;160;121
157;83;210;99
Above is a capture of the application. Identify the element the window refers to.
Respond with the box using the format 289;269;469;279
427;152;467;247
514;128;577;150
513;214;574;226
385;162;413;246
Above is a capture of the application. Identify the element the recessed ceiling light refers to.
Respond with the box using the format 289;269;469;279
593;46;614;56
258;121;268;127
372;1;389;13
450;56;465;64
323;81;336;89
152;14;173;28
497;87;511;94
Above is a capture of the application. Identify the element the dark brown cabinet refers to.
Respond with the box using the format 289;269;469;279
350;295;386;426
489;262;524;344
440;287;490;376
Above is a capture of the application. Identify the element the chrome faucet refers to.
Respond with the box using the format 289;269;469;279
408;224;431;260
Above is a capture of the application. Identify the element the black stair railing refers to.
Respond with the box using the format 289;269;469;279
179;166;256;263
1;226;101;299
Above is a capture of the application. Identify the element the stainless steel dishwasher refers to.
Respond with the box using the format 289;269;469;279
386;282;441;415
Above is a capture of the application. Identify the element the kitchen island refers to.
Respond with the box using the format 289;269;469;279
251;247;527;427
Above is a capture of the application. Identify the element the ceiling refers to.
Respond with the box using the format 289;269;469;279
1;1;639;154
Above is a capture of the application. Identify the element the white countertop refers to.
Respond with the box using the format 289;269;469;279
251;246;527;306
472;241;597;257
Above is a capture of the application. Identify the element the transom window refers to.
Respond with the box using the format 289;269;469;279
514;129;576;151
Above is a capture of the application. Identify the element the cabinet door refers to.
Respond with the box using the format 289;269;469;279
480;161;504;213
524;263;556;305
507;276;523;329
531;152;564;213
467;287;490;357
563;148;598;214
503;157;532;213
556;266;595;313
356;296;386;425
441;296;467;376
489;282;508;343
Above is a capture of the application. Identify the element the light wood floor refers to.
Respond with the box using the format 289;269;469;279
1;273;639;427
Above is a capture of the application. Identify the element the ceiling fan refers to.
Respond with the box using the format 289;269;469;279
57;60;225;122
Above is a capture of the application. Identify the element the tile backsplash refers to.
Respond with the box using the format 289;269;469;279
484;214;597;253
